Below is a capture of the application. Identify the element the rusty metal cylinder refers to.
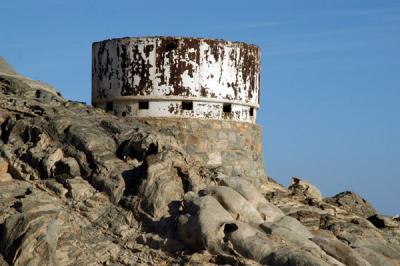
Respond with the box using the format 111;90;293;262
92;36;261;123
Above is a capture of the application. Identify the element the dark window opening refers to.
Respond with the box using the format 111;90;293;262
223;103;232;113
182;101;193;110
106;102;113;111
166;41;178;52
139;101;149;110
249;108;254;116
121;112;127;117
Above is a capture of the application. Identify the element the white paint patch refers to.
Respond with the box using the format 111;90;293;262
92;37;261;123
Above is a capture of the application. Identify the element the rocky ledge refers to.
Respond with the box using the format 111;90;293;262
0;57;399;265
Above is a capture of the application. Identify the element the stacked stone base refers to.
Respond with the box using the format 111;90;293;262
139;118;265;180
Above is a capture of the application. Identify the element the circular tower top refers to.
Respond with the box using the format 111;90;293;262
92;36;261;123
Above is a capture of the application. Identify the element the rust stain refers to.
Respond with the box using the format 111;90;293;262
156;37;200;97
92;36;261;122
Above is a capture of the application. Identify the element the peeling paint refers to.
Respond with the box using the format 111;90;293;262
92;36;261;123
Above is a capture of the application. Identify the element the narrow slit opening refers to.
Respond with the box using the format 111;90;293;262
182;101;193;110
106;102;113;111
138;101;149;110
223;103;231;113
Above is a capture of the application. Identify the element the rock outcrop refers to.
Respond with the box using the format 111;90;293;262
0;57;399;265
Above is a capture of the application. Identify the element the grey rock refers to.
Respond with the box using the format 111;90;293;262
220;175;284;222
324;191;377;218
178;194;234;253
65;176;95;201
289;177;322;201
227;221;275;262
52;157;81;180
0;191;61;266
136;233;186;253
288;209;322;230
311;236;372;266
368;214;399;229
261;215;314;242
42;148;63;179
45;179;68;197
209;185;264;224
264;246;340;266
138;151;186;219
0;57;399;265
354;247;400;266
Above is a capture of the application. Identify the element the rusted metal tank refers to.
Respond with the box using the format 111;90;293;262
92;36;261;123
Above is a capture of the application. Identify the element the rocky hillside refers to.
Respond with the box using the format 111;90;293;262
0;57;399;266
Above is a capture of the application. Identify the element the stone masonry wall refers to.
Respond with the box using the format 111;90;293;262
139;118;265;179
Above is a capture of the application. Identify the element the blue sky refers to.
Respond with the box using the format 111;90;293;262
1;0;399;214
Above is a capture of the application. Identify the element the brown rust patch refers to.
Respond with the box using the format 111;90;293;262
93;37;260;105
119;41;154;96
200;86;208;97
156;37;200;97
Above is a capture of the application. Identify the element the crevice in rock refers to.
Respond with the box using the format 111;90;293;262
0;117;12;143
147;143;157;156
176;167;190;193
223;223;238;243
122;162;148;196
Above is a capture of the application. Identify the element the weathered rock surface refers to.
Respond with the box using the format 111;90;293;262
324;191;377;218
0;57;399;265
289;176;322;202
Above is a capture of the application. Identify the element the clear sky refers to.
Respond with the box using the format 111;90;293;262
1;0;399;214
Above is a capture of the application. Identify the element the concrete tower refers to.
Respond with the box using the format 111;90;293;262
92;37;265;179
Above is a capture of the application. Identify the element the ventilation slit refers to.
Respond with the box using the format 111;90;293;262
182;101;193;110
138;101;149;110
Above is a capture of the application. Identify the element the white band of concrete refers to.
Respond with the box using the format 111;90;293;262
92;95;260;108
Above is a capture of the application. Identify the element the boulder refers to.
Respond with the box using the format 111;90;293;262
45;179;68;197
65;176;95;201
1;56;400;265
368;214;399;229
324;191;376;218
288;209;322;230
227;221;275;262
354;247;400;266
311;236;371;266
209;185;264;224
52;157;81;180
261;216;316;249
220;176;284;222
289;177;322;201
0;191;61;266
178;194;234;253
138;151;186;219
264;246;342;266
42;148;64;179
